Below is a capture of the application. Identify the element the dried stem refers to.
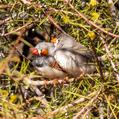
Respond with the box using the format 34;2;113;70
100;36;119;82
2;22;32;36
46;15;66;34
90;40;105;81
73;87;102;119
45;97;86;118
64;0;119;38
24;77;76;86
99;102;104;119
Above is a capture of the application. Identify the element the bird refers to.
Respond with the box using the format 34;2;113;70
22;25;46;58
31;33;96;79
31;42;67;78
51;33;94;59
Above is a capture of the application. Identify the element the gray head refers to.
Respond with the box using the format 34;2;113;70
31;42;55;67
53;33;76;48
31;42;55;56
52;33;95;60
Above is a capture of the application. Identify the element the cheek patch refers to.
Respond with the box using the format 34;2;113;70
31;48;39;56
41;48;48;56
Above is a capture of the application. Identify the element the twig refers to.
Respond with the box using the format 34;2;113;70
64;0;119;38
45;97;86;118
73;87;102;119
99;102;104;119
44;90;102;118
0;3;18;26
0;4;12;9
46;15;66;34
90;40;105;81
107;103;110;119
108;0;116;16
104;94;118;119
30;115;45;119
99;54;119;61
0;25;32;75
24;77;75;86
18;0;66;34
2;22;32;36
19;85;28;102
0;34;23;75
21;0;31;5
100;36;119;82
81;106;93;119
0;17;11;26
31;86;49;107
0;50;13;75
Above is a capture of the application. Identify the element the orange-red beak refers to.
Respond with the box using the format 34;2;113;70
51;36;57;43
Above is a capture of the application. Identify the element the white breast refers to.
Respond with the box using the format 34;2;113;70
36;65;66;78
54;49;96;77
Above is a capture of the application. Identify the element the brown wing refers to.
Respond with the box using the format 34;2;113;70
49;60;67;74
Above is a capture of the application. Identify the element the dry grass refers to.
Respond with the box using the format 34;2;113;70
0;0;119;119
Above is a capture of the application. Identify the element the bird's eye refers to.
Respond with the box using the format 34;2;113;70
57;39;60;43
32;28;35;32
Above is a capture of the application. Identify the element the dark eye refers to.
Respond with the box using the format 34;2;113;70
57;39;59;42
31;28;35;32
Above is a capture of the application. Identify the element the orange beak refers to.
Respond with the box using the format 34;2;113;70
51;36;57;43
